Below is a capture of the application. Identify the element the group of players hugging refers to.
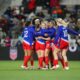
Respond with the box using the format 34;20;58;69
21;18;79;70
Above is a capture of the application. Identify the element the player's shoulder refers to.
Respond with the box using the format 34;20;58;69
28;26;35;33
23;26;28;30
49;27;56;32
51;27;56;31
41;28;48;32
40;28;44;31
58;26;63;30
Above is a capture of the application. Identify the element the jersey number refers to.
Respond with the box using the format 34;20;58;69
24;31;28;37
63;30;68;37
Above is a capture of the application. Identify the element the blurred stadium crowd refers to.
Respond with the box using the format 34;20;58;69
0;0;80;47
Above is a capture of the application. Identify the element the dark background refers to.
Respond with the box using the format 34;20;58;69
0;46;80;60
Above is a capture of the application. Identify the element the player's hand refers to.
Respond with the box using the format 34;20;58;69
35;37;38;40
37;36;42;39
44;33;48;37
47;37;50;40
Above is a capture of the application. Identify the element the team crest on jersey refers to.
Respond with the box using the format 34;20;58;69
9;47;17;60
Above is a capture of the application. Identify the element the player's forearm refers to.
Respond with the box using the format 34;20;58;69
42;37;51;40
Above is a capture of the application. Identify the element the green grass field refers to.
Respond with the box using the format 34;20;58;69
0;61;80;80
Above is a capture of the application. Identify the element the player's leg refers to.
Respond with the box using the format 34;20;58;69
22;42;28;67
44;48;50;69
49;50;53;67
30;51;34;69
21;42;31;69
38;43;45;69
61;49;69;70
22;50;32;69
35;41;43;69
36;50;44;69
51;46;60;69
50;41;54;67
30;44;35;69
23;43;32;69
22;50;28;68
58;51;64;68
60;39;69;70
44;41;52;69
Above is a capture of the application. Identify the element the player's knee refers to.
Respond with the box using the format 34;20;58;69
62;53;66;57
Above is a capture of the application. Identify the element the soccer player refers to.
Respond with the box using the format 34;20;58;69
21;21;35;69
44;20;56;69
35;22;45;69
35;21;51;69
51;18;79;70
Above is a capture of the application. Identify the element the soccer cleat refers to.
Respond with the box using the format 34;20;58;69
50;66;57;70
56;65;60;68
37;67;46;70
30;66;35;70
41;65;49;70
41;67;48;70
37;67;42;70
46;65;49;69
64;67;69;70
50;65;60;70
21;65;29;70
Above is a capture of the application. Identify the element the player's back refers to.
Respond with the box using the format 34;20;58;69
23;26;35;45
58;26;68;40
